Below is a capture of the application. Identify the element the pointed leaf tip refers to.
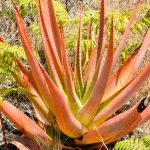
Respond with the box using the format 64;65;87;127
112;0;141;69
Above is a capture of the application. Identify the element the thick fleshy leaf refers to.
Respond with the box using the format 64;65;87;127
112;0;141;68
106;97;149;144
75;6;84;93
137;104;150;127
16;59;38;91
75;99;145;145
77;18;114;126
81;42;105;104
14;5;85;138
82;47;97;90
96;0;107;63
13;4;53;110
17;57;53;125
43;0;62;62
1;38;51;125
0;100;52;145
91;63;150;127
40;66;86;138
38;0;64;89
87;21;93;40
127;27;150;79
81;22;94;69
60;25;82;114
82;0;108;103
12;66;54;125
101;27;150;106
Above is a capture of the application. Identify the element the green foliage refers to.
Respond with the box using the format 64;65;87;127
0;0;13;19
0;42;26;62
0;42;26;82
64;5;150;60
0;0;37;19
70;5;150;35
113;134;150;150
121;41;142;61
83;8;99;25
29;23;41;39
53;1;70;25
131;9;150;35
0;86;26;97
142;134;150;149
14;0;37;16
0;42;30;101
109;11;130;34
14;0;37;7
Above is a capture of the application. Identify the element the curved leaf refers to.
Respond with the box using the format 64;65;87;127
91;63;150;127
112;0;141;68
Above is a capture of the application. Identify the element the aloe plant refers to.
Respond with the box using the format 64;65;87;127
0;0;150;149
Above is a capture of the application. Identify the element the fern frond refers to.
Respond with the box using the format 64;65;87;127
0;87;28;98
29;23;41;40
113;134;150;150
141;134;150;149
0;42;26;59
0;42;27;73
14;0;37;7
53;1;70;25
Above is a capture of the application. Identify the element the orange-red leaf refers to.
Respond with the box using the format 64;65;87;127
112;0;140;68
101;27;150;105
12;66;53;125
43;0;62;62
75;99;143;145
0;37;4;42
40;66;86;138
137;104;150;127
60;25;82;114
83;47;97;88
0;100;52;145
92;63;150;127
75;6;84;93
96;0;107;62
13;4;52;106
14;6;85;138
77;18;114;126
38;0;64;89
